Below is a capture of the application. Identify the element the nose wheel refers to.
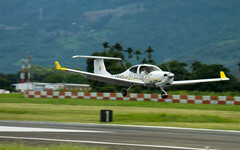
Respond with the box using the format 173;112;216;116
161;93;168;99
160;87;168;99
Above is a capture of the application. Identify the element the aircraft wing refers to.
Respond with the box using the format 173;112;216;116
171;71;229;86
55;61;144;86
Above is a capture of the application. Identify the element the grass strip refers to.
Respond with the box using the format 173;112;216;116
0;103;240;130
116;113;237;123
0;94;240;112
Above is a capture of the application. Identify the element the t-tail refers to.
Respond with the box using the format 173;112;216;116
72;55;121;76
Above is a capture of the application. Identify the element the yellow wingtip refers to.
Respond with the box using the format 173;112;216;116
55;61;67;71
220;71;227;79
55;61;61;70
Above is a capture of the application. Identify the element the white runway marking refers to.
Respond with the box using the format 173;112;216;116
0;126;108;133
93;123;240;133
0;136;218;150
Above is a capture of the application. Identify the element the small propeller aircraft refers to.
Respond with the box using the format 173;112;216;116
55;55;229;98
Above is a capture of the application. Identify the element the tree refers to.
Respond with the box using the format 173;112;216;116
191;61;204;73
189;62;231;92
43;73;66;83
102;42;110;50
0;77;10;89
134;49;142;61
66;74;88;84
126;47;133;59
142;58;148;64
31;65;53;82
113;42;123;52
238;62;240;71
145;46;155;64
159;60;190;80
6;74;18;84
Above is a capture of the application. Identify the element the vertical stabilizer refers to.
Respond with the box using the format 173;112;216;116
94;59;111;76
72;55;121;76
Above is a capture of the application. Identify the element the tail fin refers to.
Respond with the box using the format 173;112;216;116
72;55;121;76
94;59;111;76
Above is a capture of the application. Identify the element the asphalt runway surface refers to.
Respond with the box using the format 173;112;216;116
0;120;239;150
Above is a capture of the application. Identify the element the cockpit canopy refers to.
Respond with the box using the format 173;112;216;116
128;64;162;74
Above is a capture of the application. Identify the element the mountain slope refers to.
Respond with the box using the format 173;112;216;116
0;0;240;73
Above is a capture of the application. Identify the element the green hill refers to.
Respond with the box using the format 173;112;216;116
0;0;240;73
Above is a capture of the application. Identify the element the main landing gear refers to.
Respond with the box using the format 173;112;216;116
122;84;134;97
160;87;168;99
122;85;168;99
122;90;127;97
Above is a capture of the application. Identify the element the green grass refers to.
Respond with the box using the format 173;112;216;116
116;113;237;123
0;94;240;112
0;143;106;150
0;94;240;130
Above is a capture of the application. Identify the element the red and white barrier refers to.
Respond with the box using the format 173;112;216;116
24;91;240;105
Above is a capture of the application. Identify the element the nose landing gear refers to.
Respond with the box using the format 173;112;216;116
161;93;168;99
160;87;168;99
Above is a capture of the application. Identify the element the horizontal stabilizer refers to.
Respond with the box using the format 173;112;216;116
72;55;121;60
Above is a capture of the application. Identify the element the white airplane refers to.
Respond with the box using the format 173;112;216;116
55;55;229;98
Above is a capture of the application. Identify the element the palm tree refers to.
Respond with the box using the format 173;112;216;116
148;59;155;64
102;42;109;49
142;58;148;64
126;47;133;59
134;49;142;61
145;46;154;61
113;42;123;52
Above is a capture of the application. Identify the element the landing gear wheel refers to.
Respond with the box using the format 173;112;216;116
122;90;127;97
161;93;168;99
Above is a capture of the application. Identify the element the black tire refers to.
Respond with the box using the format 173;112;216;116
122;90;127;97
161;93;168;99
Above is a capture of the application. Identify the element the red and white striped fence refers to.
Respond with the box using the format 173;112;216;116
24;91;240;105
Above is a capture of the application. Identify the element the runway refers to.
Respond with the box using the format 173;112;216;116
0;120;239;150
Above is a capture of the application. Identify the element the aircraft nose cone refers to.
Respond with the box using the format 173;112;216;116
168;73;174;78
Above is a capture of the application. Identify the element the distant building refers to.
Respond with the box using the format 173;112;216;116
13;82;91;92
0;89;10;94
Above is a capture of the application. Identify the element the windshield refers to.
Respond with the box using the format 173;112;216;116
139;66;161;74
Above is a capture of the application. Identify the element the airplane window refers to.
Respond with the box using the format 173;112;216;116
140;66;148;75
140;66;161;74
147;66;160;72
129;66;138;73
